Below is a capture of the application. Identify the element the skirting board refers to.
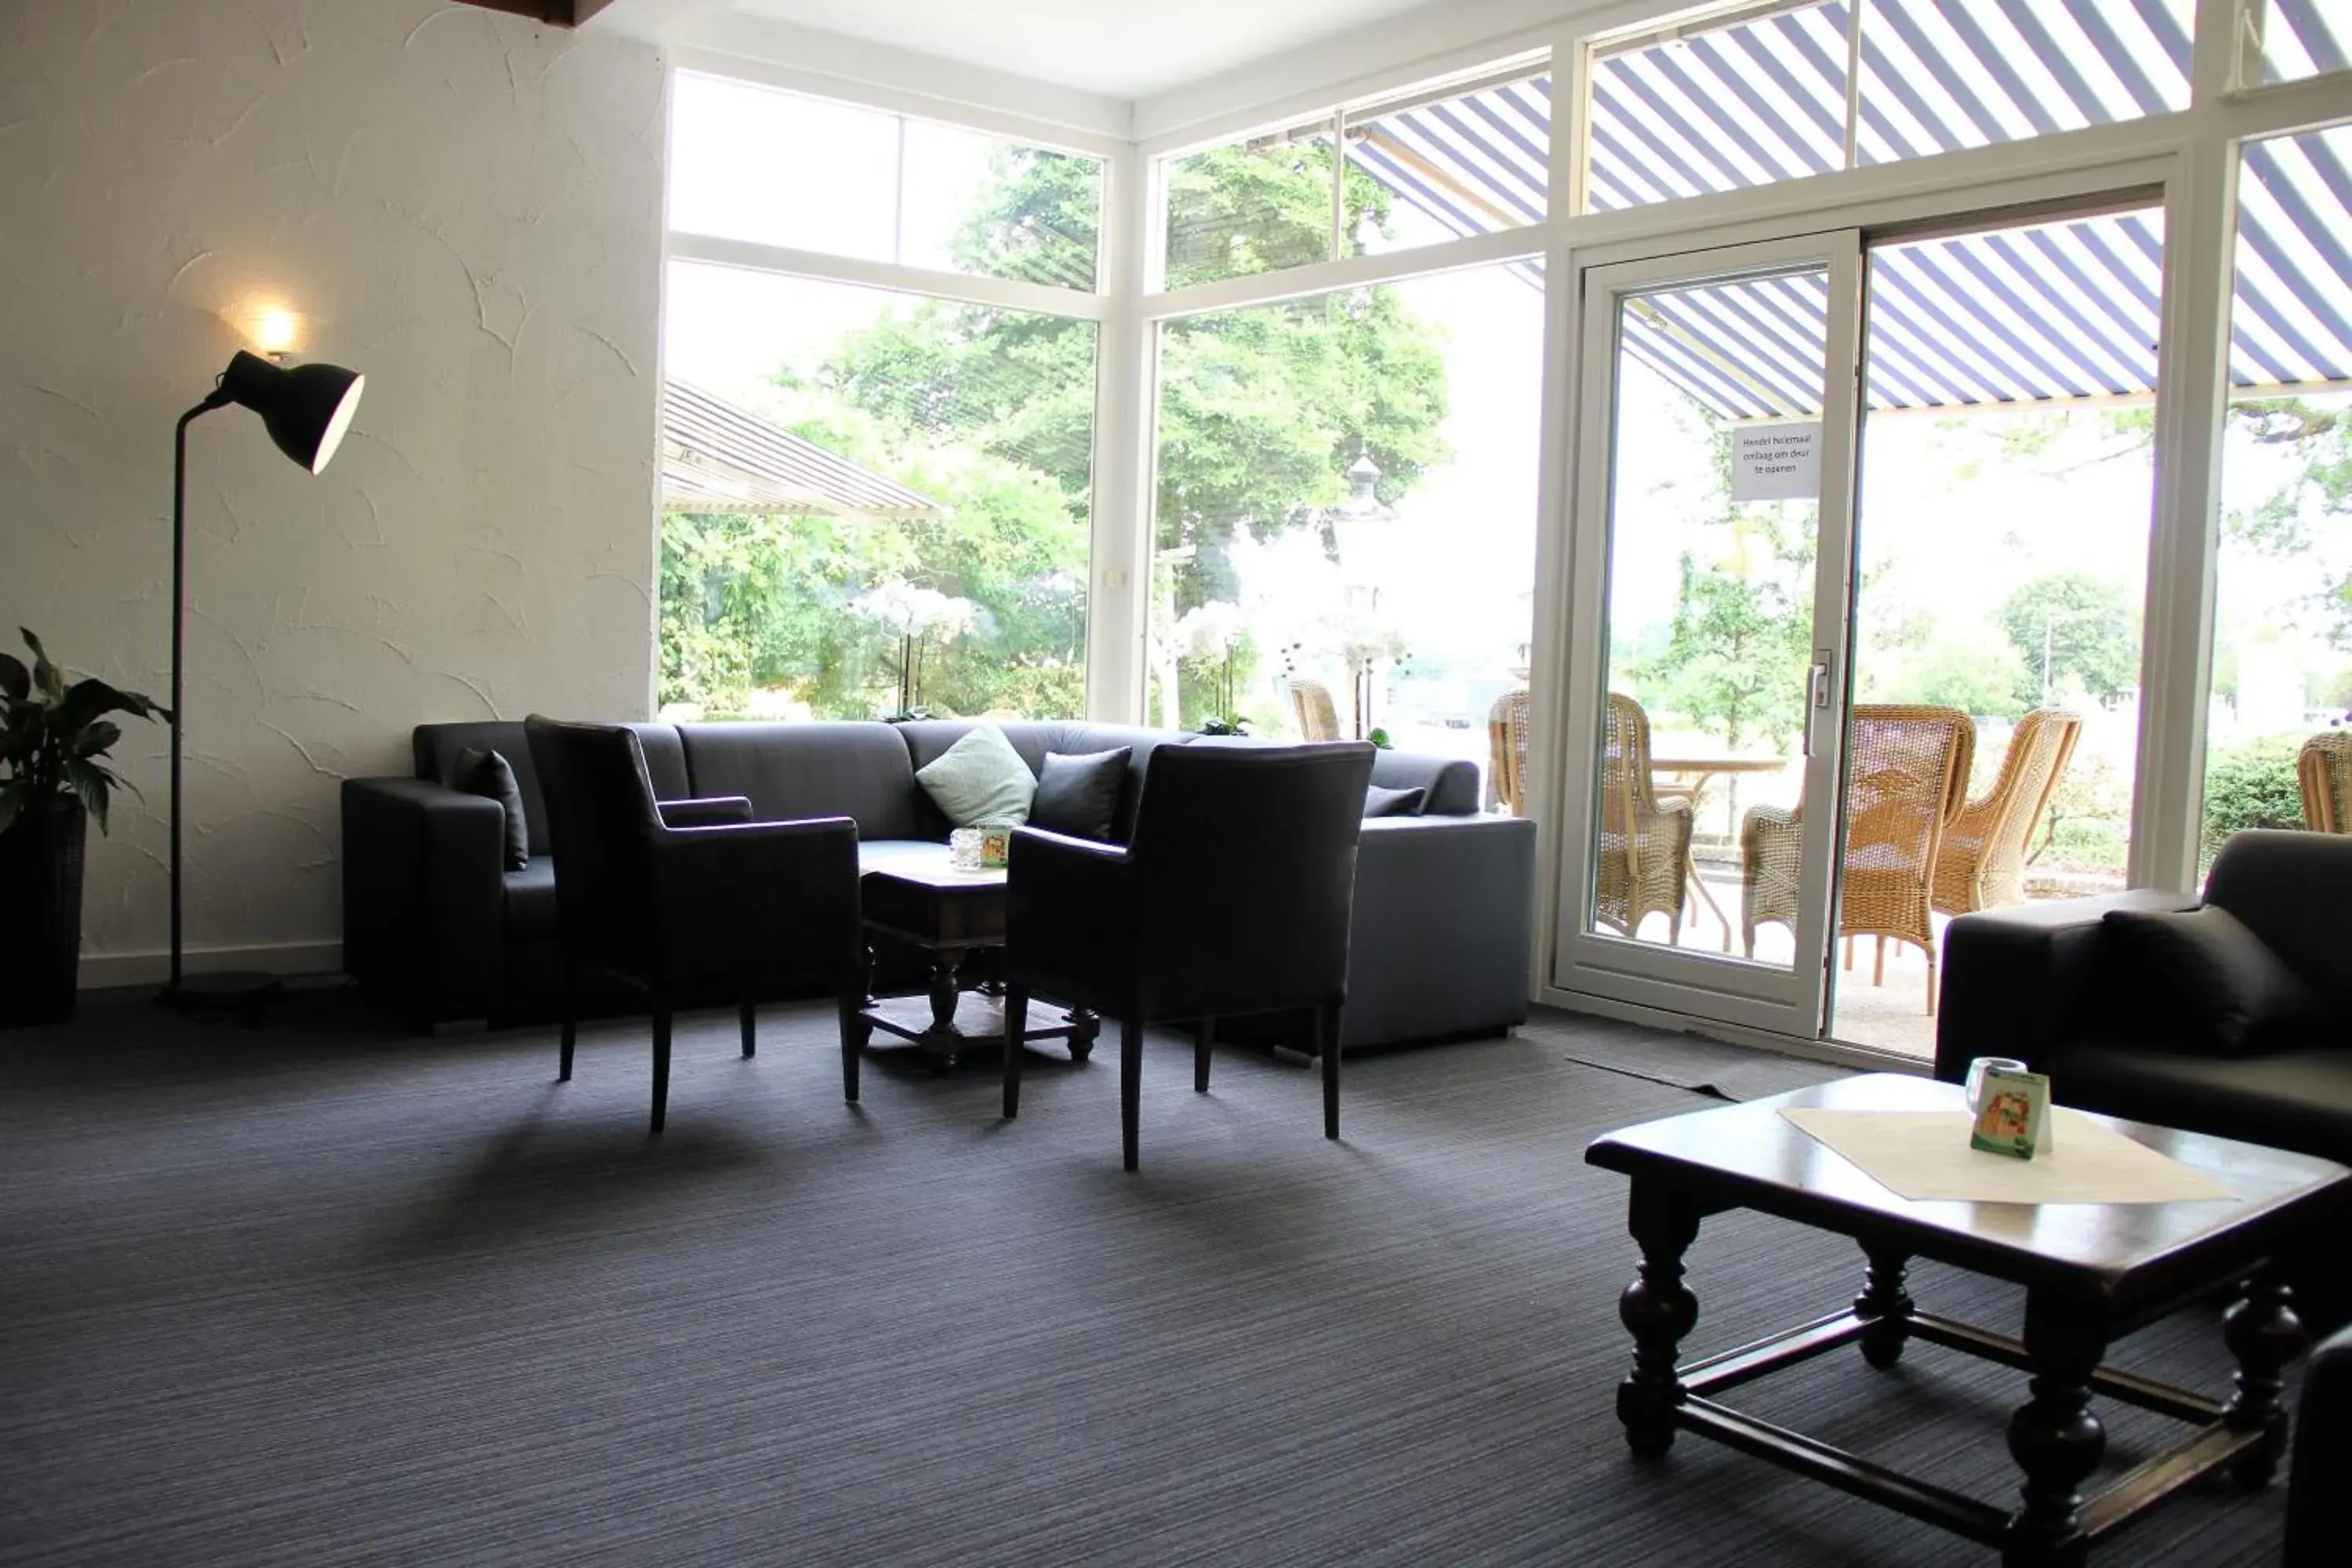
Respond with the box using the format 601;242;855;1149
78;942;343;991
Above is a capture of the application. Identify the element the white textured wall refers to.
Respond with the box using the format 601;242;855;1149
0;0;666;979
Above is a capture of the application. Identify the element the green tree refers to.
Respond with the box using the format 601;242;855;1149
1997;570;2140;710
1642;422;1817;750
2220;398;2352;645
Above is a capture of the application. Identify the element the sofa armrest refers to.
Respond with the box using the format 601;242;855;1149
340;777;507;1025
2287;1324;2352;1568
1367;749;1483;816
1933;887;2202;1083
1348;813;1536;1045
648;815;863;990
657;795;753;829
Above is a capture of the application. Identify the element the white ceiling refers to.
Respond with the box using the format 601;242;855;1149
722;0;1461;100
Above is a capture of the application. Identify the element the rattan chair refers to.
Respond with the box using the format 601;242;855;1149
1740;704;1973;1013
1931;708;2081;916
1490;688;1530;815
1596;693;1692;942
1289;678;1340;742
2301;731;2352;833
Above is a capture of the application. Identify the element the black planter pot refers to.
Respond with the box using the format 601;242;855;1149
0;797;88;1028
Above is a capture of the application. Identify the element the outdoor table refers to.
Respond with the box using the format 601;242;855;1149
1649;754;1791;952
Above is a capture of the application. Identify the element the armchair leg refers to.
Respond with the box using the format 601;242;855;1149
1194;1015;1215;1094
837;981;864;1104
1874;935;1886;987
739;999;757;1058
1320;1004;1343;1142
1003;984;1029;1120
1120;1013;1144;1173
557;956;578;1083
650;997;673;1137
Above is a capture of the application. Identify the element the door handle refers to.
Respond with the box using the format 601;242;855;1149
1803;661;1832;756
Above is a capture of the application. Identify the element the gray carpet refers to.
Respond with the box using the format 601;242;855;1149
0;993;2296;1566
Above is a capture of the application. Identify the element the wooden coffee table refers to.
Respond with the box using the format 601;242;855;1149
1584;1073;2351;1566
853;843;1097;1076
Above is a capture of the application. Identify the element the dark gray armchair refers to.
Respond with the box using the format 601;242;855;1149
999;741;1377;1171
2286;1323;2350;1567
524;716;865;1134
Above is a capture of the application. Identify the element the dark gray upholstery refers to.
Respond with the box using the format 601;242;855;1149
2288;1325;2352;1568
676;721;927;841
1001;742;1378;1169
524;716;865;1133
346;718;1537;1048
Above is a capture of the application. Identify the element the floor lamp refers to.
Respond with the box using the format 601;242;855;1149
164;349;364;1012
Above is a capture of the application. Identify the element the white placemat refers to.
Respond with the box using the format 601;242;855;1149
1779;1107;2241;1204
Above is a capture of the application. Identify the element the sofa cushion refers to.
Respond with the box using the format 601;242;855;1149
916;725;1037;827
1031;749;1128;841
898;720;1191;843
503;857;560;943
453;746;531;872
2103;905;2318;1054
2047;1038;2352;1167
676;721;927;840
1364;783;1426;818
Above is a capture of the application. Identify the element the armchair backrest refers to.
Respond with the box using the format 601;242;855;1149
2300;731;2352;834
524;716;666;966
1288;679;1341;742
2204;829;2352;1006
1599;694;1675;869
1126;741;1376;1016
1490;688;1530;815
1845;704;1973;876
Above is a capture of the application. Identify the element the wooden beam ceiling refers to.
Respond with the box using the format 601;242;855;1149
450;0;575;24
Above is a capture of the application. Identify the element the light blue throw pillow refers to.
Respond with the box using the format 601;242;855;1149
914;724;1036;828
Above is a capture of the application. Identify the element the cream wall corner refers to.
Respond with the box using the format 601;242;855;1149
0;0;666;978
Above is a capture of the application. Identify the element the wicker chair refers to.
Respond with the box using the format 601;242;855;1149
1931;708;2082;917
1489;688;1530;815
1288;678;1340;742
1596;694;1692;942
2301;731;2352;833
1740;704;1973;1013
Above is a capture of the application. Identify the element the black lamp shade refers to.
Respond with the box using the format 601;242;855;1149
217;349;365;474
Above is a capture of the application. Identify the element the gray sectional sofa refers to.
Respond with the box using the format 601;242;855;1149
342;717;1536;1051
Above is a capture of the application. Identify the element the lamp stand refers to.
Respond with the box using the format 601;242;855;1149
159;394;285;1017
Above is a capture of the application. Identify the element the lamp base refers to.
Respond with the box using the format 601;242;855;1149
159;971;285;1016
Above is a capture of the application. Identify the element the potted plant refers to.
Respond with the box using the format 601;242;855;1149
1;630;170;1025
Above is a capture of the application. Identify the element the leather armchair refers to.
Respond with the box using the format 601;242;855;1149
999;741;1377;1171
2286;1323;2351;1567
524;717;865;1133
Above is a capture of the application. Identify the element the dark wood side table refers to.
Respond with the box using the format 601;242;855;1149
1584;1073;2352;1567
853;843;1097;1076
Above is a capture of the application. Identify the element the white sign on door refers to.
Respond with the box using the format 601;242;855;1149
1730;421;1823;503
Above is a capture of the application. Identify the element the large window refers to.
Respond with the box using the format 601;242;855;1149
2251;0;2350;85
2205;122;2352;858
1161;61;1549;286
1587;0;2193;212
670;71;1102;291
659;263;1098;723
1146;263;1542;793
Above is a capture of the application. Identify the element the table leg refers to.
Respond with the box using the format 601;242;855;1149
1855;1247;1914;1370
1615;1180;1701;1460
2223;1271;2301;1489
926;948;966;1076
2002;1292;2107;1568
1066;1007;1099;1064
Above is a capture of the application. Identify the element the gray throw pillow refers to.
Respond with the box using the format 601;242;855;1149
452;746;531;872
914;724;1036;828
1031;748;1129;841
2101;906;2317;1054
1364;784;1426;818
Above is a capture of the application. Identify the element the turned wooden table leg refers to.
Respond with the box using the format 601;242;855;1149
2002;1292;2107;1568
1616;1179;1701;1460
2223;1271;2302;1489
1856;1246;1915;1370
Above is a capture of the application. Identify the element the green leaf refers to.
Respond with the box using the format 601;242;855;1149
61;757;109;835
0;652;27;702
74;720;122;758
21;629;62;700
53;677;170;740
0;784;20;837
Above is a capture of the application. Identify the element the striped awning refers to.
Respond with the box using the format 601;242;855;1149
662;381;946;518
1341;2;2352;419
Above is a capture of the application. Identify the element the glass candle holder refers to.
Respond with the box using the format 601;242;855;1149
949;826;985;871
